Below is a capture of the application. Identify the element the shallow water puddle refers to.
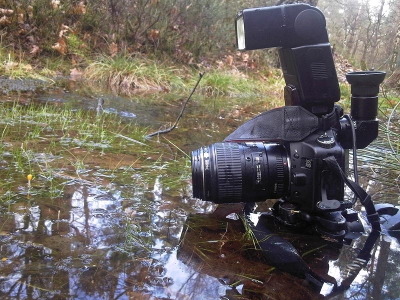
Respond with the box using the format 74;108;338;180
0;89;399;299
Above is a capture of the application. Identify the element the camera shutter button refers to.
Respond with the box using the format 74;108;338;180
316;134;335;148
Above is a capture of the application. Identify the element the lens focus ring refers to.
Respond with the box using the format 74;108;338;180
214;143;243;202
275;156;285;196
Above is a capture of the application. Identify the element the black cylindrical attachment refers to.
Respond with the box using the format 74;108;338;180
346;71;386;121
351;97;378;120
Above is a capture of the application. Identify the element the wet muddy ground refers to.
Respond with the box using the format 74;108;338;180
0;82;399;299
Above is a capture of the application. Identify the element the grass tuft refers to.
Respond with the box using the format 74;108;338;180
84;54;186;93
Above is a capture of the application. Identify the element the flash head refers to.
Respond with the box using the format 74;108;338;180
235;3;340;115
235;4;328;51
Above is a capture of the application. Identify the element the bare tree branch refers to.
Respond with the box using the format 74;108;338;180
145;72;205;138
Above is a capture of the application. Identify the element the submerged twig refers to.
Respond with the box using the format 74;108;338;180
162;136;190;158
145;72;205;138
114;133;147;146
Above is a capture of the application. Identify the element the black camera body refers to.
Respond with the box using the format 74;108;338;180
284;128;345;213
191;4;386;238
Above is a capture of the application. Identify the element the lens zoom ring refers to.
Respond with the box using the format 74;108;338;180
215;144;242;201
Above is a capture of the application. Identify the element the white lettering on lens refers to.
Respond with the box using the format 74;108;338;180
256;164;261;183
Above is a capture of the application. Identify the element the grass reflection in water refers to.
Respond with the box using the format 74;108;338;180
0;99;196;299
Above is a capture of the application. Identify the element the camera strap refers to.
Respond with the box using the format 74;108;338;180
320;156;382;297
224;106;342;143
323;156;381;231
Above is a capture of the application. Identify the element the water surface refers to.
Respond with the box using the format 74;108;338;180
0;86;399;299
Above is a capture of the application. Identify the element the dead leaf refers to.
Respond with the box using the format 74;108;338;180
52;38;67;55
70;68;83;81
149;29;160;41
73;1;86;15
226;55;233;66
61;24;70;31
4;61;18;70
127;291;151;300
0;15;11;26
242;53;249;64
250;59;256;69
109;42;118;57
17;13;24;23
27;5;33;19
30;45;41;56
0;8;13;15
59;24;71;38
51;0;60;9
22;64;33;71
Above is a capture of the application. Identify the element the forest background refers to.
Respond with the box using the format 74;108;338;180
0;0;398;92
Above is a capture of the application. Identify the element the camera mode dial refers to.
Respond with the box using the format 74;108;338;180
316;134;335;149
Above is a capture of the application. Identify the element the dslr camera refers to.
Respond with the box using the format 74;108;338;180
191;4;386;239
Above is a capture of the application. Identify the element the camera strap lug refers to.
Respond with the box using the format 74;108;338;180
318;105;343;131
317;182;341;211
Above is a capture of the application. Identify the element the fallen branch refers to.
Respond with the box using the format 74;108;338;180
145;72;205;138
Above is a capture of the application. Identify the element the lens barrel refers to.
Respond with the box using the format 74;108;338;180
191;142;289;203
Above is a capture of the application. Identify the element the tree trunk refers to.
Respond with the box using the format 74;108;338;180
345;4;362;58
390;23;400;71
368;0;386;68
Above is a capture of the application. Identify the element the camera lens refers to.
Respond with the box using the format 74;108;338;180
191;142;289;203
